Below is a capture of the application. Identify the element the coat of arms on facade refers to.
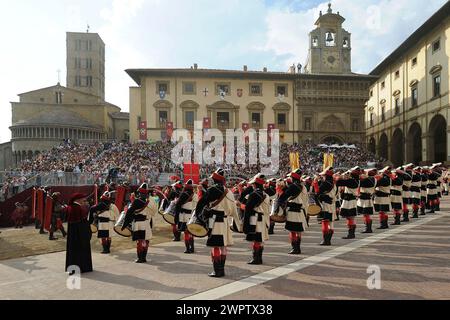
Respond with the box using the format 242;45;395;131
159;90;166;100
219;90;226;100
237;89;243;98
277;93;285;102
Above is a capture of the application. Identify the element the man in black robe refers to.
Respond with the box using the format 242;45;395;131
65;193;93;274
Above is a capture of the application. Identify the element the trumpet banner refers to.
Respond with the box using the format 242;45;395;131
323;153;334;171
289;152;300;171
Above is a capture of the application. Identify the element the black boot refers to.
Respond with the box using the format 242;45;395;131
342;225;356;239
135;251;145;263
401;212;410;222
412;210;419;219
320;231;332;246
288;239;301;254
268;223;275;235
172;230;181;242
209;258;225;278
49;232;57;240
420;206;426;216
391;215;401;225
436;203;440;211
377;219;389;229
184;240;191;254
142;249;148;263
189;238;195;253
61;228;67;238
362;221;373;234
248;247;263;265
39;229;48;235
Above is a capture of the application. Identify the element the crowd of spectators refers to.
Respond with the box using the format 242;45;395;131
0;140;382;198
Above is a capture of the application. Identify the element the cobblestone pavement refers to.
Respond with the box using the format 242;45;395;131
0;199;449;300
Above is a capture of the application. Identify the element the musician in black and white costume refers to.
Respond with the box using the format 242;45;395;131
88;191;119;254
194;168;236;278
390;168;404;225
243;174;270;264
426;164;440;213
357;168;377;234
168;181;183;241
374;167;392;229
410;166;422;219
419;167;428;215
399;165;413;222
336;167;360;240
121;183;158;263
174;180;197;254
276;169;308;253
264;178;277;235
313;166;336;246
434;163;443;211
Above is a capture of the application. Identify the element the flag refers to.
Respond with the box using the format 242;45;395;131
183;163;200;184
323;153;334;171
290;152;300;171
139;121;147;141
166;122;174;139
203;117;211;129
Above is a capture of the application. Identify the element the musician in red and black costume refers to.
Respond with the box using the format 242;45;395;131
313;166;336;246
198;179;209;200
390;168;404;225
49;192;67;240
122;183;155;263
264;178;277;235
243;174;269;264
175;180;196;254
336;167;361;240
89;191;114;254
426;164;441;213
65;193;93;274
419;167;428;215
410;166;422;219
399;165;413;222
277;169;308;253
167;180;183;242
194;168;232;278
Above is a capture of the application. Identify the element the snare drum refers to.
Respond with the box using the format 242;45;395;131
307;194;322;216
113;212;132;237
90;221;98;234
158;198;168;216
270;197;287;223
186;209;209;238
162;200;177;225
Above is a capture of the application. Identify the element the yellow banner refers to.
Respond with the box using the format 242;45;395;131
290;152;300;171
323;153;334;171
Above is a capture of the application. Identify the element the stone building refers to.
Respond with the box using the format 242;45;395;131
365;1;450;166
127;4;375;145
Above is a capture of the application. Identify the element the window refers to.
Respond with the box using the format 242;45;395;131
304;118;311;130
55;91;63;104
325;31;336;47
183;82;196;95
343;37;350;48
352;119;359;131
370;113;374;127
159;83;168;93
395;70;400;79
159;111;168;127
185;111;194;129
381;81;385;89
411;87;418;107
156;81;170;95
432;39;440;53
433;75;441;97
249;83;262;96
412;57;417;67
394;98;401;115
217;112;230;129
275;84;287;97
251;112;261;128
370;90;373;97
381;106;385;121
277;113;286;126
312;36;318;47
215;83;230;95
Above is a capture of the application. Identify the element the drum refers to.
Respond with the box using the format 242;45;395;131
162;200;177;225
186;209;209;238
270;197;287;223
113;212;132;237
90;220;98;233
158;198;168;216
307;194;322;216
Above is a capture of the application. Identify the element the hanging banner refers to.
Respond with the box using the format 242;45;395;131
44;196;53;232
37;189;44;223
183;163;200;184
203;117;211;129
31;188;36;219
115;185;126;212
166;122;174;139
139;121;147;141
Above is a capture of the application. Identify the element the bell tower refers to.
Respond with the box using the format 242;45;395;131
304;3;351;74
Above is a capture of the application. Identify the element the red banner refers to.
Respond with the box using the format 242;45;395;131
242;123;249;131
115;186;126;212
166;122;174;139
203;117;211;129
268;123;275;143
44;196;53;232
94;184;99;206
139;121;147;141
183;163;200;184
31;188;36;219
37;189;44;223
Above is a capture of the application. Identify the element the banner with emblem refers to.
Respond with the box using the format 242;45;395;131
237;89;243;98
166;122;174;139
203;117;211;129
290;152;300;171
323;153;334;171
139;121;147;141
268;123;275;142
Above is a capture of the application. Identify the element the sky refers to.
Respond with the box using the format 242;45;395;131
0;0;447;143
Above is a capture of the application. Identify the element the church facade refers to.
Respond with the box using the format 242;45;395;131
127;4;375;145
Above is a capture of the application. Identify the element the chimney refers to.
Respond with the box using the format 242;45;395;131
263;67;267;72
243;65;248;71
194;63;198;70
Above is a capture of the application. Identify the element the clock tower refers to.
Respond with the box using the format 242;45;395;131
304;3;351;74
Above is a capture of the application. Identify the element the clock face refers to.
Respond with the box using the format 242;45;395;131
322;51;340;69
